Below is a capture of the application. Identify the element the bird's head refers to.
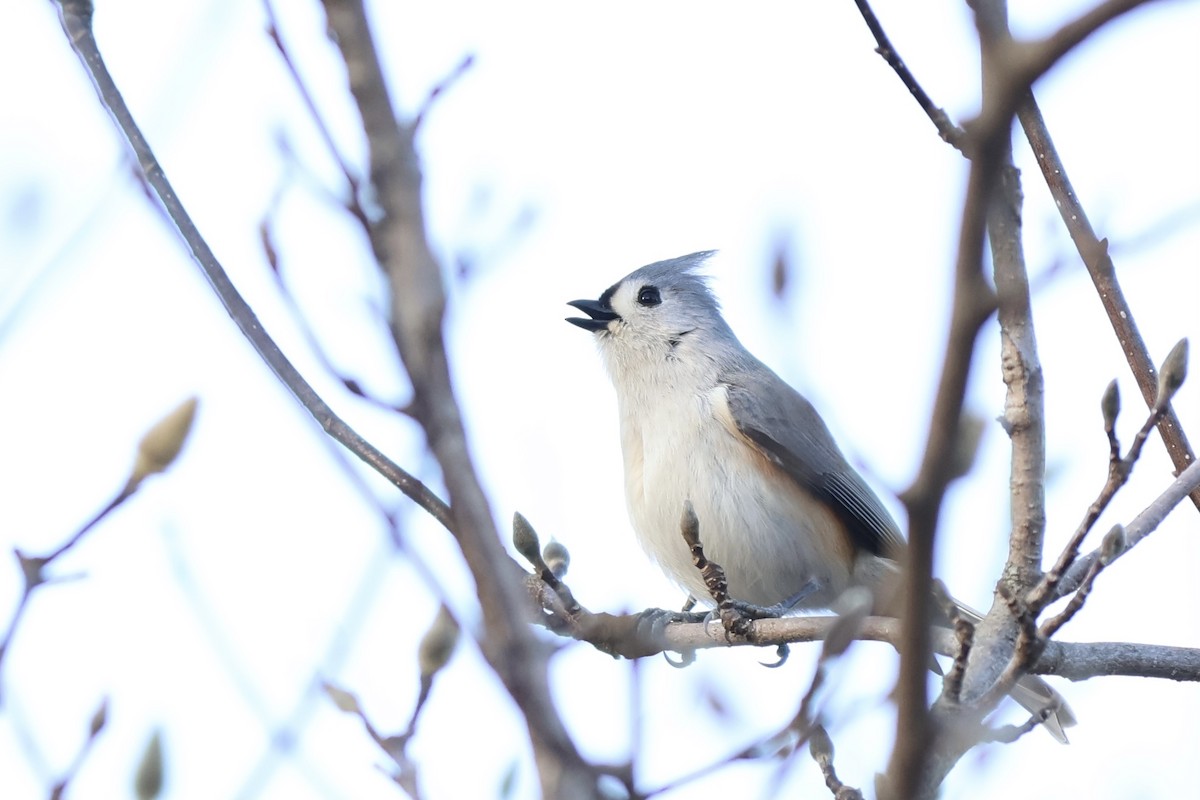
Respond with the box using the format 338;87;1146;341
566;252;732;383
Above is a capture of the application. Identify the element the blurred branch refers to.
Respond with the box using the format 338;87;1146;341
48;698;108;800
810;726;864;800
1109;198;1200;256
323;683;423;799
316;2;600;796
1017;98;1199;510
158;524;362;800
321;606;459;798
51;1;587;790
886;63;996;800
0;398;196;696
259;212;409;416
261;0;368;230
642;605;871;799
926;31;1053;781
50;0;452;528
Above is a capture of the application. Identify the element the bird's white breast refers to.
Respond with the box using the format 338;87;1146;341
619;382;853;608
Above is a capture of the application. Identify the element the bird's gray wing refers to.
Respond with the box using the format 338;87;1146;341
722;370;905;559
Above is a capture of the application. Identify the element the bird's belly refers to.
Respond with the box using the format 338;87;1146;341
625;408;853;608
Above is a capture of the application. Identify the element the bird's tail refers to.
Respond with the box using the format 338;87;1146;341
953;603;1076;743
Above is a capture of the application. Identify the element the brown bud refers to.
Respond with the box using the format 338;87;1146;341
129;398;198;491
418;604;460;679
89;697;109;738
948;413;984;481
133;730;164;800
1100;524;1126;566
322;682;362;714
1155;338;1188;409
809;723;835;764
511;512;541;564
1100;379;1120;430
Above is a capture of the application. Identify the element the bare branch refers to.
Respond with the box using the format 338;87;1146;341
1038;638;1200;682
261;0;368;229
850;0;968;149
1033;390;1181;610
1017;97;1199;511
1039;526;1124;640
0;399;196;689
316;2;600;795
50;0;453;532
53;0;593;792
877;0;1167;793
991;148;1046;591
810;726;865;800
48;698;108;800
1055;459;1200;600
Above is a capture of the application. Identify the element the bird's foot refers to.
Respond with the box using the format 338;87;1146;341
635;607;706;668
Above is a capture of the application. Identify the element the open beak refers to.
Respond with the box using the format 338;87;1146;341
566;299;620;332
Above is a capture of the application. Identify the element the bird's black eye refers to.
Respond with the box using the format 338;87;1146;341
637;286;661;307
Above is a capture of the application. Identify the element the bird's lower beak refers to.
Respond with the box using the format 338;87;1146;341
566;299;620;332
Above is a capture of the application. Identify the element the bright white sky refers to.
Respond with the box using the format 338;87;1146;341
1;1;1198;799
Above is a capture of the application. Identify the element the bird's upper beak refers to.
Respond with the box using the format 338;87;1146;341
566;298;619;332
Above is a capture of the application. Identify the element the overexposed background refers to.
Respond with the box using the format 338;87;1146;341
1;1;1197;798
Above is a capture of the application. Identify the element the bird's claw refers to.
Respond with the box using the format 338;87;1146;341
634;607;704;667
759;643;790;668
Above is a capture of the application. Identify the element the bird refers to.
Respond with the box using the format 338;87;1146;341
566;250;1075;741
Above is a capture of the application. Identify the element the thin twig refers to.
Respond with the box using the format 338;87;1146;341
259;213;409;416
51;0;453;534
1031;397;1173;610
261;0;368;230
48;699;108;800
1039;556;1103;640
1017;95;1199;511
1054;458;1200;601
0;486;132;693
848;0;1197;514
810;726;864;800
851;0;968;150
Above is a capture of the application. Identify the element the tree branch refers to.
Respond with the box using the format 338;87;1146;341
530;600;1200;684
1017;96;1199;510
1055;458;1200;600
876;0;1166;794
991;143;1046;591
50;0;453;533
52;1;596;794
1039;639;1200;682
316;2;600;796
851;0;968;150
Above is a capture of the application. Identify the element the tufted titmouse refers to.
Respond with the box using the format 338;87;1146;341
567;250;1075;741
